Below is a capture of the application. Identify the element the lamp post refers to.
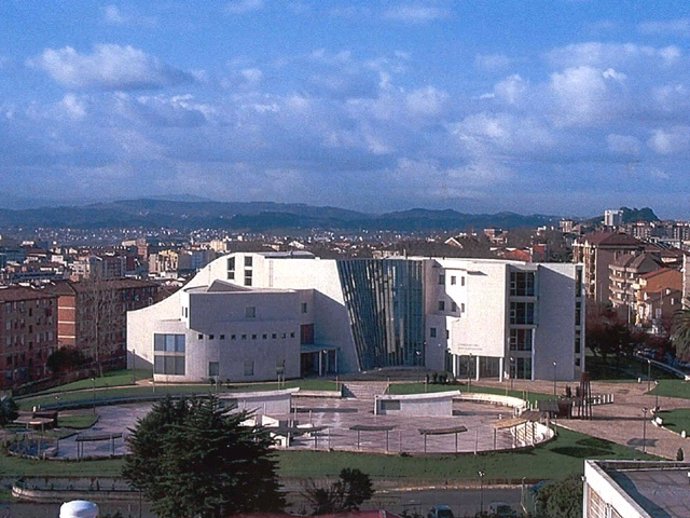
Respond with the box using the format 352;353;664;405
552;361;557;397
468;353;473;393
132;348;136;384
647;359;652;392
478;470;485;515
655;381;659;411
642;407;648;453
91;377;96;415
510;357;515;392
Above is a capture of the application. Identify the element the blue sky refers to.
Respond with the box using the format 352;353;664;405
2;1;690;217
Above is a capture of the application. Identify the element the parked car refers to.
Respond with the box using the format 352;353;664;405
487;501;518;517
427;504;454;518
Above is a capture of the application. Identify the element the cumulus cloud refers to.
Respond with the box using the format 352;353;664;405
59;94;87;120
547;42;682;69
28;44;192;90
405;86;448;116
639;18;690;37
225;0;264;14
647;127;690;155
606;134;641;155
383;5;450;24
102;5;157;27
474;53;512;72
493;74;528;105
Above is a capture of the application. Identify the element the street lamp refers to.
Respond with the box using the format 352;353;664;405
647;359;652;392
478;470;485;515
91;377;96;415
552;361;557;397
468;353;473;393
642;407;648;453
510;357;515;392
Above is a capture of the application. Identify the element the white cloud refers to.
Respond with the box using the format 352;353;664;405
474;53;512;72
549;66;619;126
225;0;264;15
101;4;157;27
59;94;87;120
649;167;670;180
547;42;681;69
28;44;191;90
404;86;448;116
606;134;640;155
493;74;528;105
639;18;690;37
647;127;690;155
383;5;450;24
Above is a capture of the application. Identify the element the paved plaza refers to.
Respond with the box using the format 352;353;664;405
49;383;529;459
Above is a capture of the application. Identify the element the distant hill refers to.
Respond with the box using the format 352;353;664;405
620;207;659;223
0;198;560;232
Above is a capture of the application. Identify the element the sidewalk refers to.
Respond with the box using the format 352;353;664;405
476;378;690;460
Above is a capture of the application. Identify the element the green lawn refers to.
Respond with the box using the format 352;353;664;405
650;379;690;400
33;369;154;395
277;427;655;483
18;378;339;410
58;409;100;429
656;409;690;436
586;355;675;382
387;382;551;406
0;426;653;482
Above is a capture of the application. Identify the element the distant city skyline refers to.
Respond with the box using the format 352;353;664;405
2;1;690;218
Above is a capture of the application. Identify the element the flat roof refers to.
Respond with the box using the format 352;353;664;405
595;461;690;518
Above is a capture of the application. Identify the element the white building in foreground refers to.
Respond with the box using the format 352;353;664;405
127;252;585;383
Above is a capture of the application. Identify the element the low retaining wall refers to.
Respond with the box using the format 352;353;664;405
374;390;461;416
12;477;139;503
456;393;528;412
220;388;298;415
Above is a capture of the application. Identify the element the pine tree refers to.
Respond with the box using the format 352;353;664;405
123;396;284;518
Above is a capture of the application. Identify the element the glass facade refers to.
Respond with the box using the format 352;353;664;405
337;259;425;370
153;333;185;375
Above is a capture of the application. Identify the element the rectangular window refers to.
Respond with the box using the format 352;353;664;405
198;333;203;340
227;257;235;280
510;302;535;325
244;270;253;286
245;306;256;318
244;256;253;267
209;362;219;377
251;334;257;340
461;303;465;312
262;334;267;339
153;333;186;375
244;360;254;376
461;276;465;286
430;327;437;338
301;302;308;314
445;330;449;339
510;271;535;297
451;301;457;312
241;334;247;340
450;276;456;285
231;334;236;340
509;328;533;351
208;334;214;340
438;300;445;311
220;334;225;340
438;274;445;285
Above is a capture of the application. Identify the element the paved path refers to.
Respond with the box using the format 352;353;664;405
476;378;690;460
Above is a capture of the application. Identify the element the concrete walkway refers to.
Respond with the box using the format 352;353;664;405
476;378;690;460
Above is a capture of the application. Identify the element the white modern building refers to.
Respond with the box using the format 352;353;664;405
127;252;585;383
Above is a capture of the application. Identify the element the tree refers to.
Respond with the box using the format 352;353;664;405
46;346;89;374
303;468;374;515
671;306;690;360
122;396;284;518
536;475;583;518
0;396;18;427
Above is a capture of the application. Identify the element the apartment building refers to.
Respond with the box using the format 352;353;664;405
47;279;159;371
128;252;584;383
608;253;664;315
0;286;58;388
572;232;643;303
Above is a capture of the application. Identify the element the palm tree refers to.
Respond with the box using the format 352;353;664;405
671;304;690;360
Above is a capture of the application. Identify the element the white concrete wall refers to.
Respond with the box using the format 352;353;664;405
375;391;460;416
533;263;577;381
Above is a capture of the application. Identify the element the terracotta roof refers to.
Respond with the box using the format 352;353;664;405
0;286;56;302
44;278;159;295
582;231;641;247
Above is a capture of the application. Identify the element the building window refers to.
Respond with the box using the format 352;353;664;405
510;302;535;325
262;334;267;340
241;334;247;340
510;271;535;297
220;334;225;340
301;302;308;314
227;257;235;280
438;274;445;285
244;360;254;376
461;276;465;286
451;301;457;312
252;334;257;340
244;256;253;267
153;333;186;375
244;270;253;286
208;362;219;377
245;306;256;318
445;329;449;339
198;334;203;340
231;334;236;340
209;335;214;340
430;327;437;338
450;276;456;285
438;301;445;311
509;328;533;351
272;333;277;339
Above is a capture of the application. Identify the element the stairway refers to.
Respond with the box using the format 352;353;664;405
342;381;389;400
